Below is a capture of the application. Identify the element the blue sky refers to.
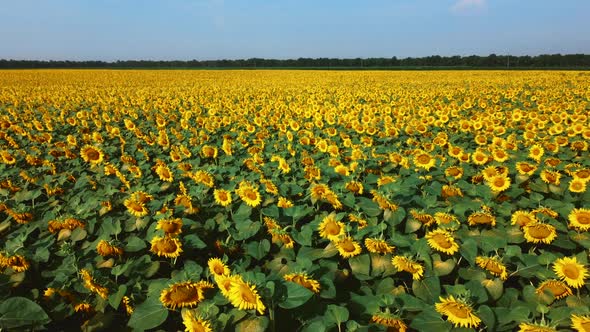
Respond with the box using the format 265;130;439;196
1;0;589;60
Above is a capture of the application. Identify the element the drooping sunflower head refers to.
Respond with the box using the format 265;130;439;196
516;162;538;176
124;198;149;217
156;218;183;236
208;258;230;277
535;279;572;300
96;240;124;257
445;166;464;179
511;210;538;228
227;279;266;315
426;229;460;255
468;212;496;227
568;208;590;231
434;212;459;228
277;196;294;208
435;295;481;329
182;310;213;332
371;311;407;331
540;170;561;186
523;223;557;244
160;281;205;310
150;236;183;258
283;272;321;294
364;238;395;255
80;145;104;165
155;164;174;182
391;256;424;280
335;237;362;259
475;256;508;280
552;256;588;289
518;322;558;332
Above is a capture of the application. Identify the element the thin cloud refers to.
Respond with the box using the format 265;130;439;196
451;0;486;15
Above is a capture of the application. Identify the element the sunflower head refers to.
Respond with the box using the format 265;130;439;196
80;145;104;165
335;237;362;258
426;229;459;255
523;223;557;244
435;295;481;329
156;218;183;236
318;213;345;241
208;258;230;277
160;281;205;310
391;256;424;280
150;236;183;258
227;279;266;315
552;256;588;289
568;208;590;231
364;238;395;254
283;272;321;293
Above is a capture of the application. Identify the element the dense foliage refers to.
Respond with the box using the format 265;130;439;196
1;70;589;331
1;53;590;69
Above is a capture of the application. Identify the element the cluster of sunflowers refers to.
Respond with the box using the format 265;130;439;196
0;69;590;331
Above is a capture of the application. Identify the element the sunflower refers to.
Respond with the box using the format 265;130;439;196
0;150;17;164
190;170;214;188
80;145;104;165
227;279;266;314
516;162;538;176
492;148;509;162
571;314;590;332
475;256;508;280
413;150;436;170
574;168;590;182
487;175;511;192
345;181;364;195
371;312;407;331
335;237;362;258
2;254;30;272
175;194;199;214
553;256;588;289
372;191;398;211
156;218;183;236
441;185;463;199
74;302;93;313
529;144;545;162
236;182;261;208
435;295;481;328
214;274;243;297
155;164;174;182
160;281;205;310
150;236;183;258
318;213;345;241
511;210;538;228
391;256;424;280
536;279;572;300
124;198;149;217
364;238;395;254
468;212;496;227
96;240;124;257
122;296;134;315
201;145;218;159
569;178;587;193
523;223;557;244
310;183;331;201
445;166;464;179
568;208;590;231
426;229;459;255
410;210;436;227
211;187;230;206
540;170;561;185
472;150;489;166
80;269;109;299
277;196;294;208
518;322;557;332
434;212;459;227
208;258;230;277
283;272;321;293
182;310;213;332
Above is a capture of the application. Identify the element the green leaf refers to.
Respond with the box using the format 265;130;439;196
410;307;451;332
279;282;314;309
245;239;270;260
357;197;382;217
127;297;168;331
478;305;496;332
324;304;349;326
232;203;252;222
0;297;50;329
184;234;207;249
460;238;478;265
349;254;371;280
125;236;146;252
412;277;441;303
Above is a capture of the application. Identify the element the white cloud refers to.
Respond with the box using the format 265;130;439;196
451;0;486;15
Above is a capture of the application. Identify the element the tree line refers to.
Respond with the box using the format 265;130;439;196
1;54;589;69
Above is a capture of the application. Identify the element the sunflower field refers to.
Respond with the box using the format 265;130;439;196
1;70;590;332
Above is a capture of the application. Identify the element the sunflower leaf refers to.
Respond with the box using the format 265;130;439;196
279;282;314;309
